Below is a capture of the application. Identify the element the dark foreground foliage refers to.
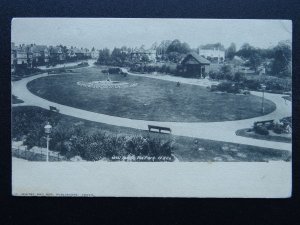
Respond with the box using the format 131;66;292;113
12;106;174;161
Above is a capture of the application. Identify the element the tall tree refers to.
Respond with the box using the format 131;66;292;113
157;40;172;59
236;43;256;59
166;39;191;54
271;40;292;77
226;43;236;60
97;48;110;64
248;52;262;73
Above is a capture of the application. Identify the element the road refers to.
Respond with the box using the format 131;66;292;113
12;66;292;151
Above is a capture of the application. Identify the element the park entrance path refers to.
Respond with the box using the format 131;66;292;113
12;69;292;151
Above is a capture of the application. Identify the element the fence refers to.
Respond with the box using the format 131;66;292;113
12;145;67;162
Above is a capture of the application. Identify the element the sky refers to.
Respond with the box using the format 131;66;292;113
12;18;292;50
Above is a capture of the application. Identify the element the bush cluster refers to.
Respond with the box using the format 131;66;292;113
12;107;174;162
252;117;292;136
253;125;269;135
12;67;43;76
214;82;241;94
50;128;174;161
209;70;245;82
130;64;176;75
209;65;291;93
12;107;61;145
108;67;122;74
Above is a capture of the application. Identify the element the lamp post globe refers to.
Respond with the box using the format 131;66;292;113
44;122;52;162
44;122;52;134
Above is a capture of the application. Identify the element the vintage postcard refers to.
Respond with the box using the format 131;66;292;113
11;18;292;197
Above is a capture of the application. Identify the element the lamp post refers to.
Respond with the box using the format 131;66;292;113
261;84;266;114
44;122;52;162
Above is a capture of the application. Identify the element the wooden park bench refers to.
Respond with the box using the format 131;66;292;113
49;106;60;113
253;119;274;128
148;125;171;134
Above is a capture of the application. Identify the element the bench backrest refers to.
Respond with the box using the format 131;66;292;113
148;125;171;130
254;120;274;126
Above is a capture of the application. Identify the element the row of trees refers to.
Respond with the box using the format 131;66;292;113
96;39;192;66
225;41;292;77
209;65;291;94
96;39;291;78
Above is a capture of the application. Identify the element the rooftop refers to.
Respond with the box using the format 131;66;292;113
180;52;211;65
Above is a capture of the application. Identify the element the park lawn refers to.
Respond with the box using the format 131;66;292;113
27;67;276;122
12;106;291;162
282;95;292;102
12;95;24;104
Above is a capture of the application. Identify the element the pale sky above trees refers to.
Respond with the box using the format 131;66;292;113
12;18;292;50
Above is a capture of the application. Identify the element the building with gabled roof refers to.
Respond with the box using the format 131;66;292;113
49;46;65;62
198;43;225;63
179;52;211;77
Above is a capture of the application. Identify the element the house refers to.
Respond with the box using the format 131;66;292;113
73;47;85;59
26;44;44;67
130;47;157;63
11;43;17;72
15;44;28;66
49;46;64;62
67;47;77;60
83;48;91;58
178;52;211;77
32;45;50;65
91;49;99;59
198;43;225;63
257;65;266;75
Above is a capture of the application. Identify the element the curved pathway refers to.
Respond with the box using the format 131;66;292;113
12;66;292;151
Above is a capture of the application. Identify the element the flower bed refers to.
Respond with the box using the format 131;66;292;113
77;80;138;89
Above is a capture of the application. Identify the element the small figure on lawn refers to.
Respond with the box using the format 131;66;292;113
177;81;181;87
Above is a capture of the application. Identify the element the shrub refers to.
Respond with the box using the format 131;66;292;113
220;65;233;77
12;107;61;143
265;80;286;91
108;67;121;74
208;71;217;80
233;72;245;82
216;82;232;92
243;79;261;90
210;85;218;92
254;125;269;135
280;117;292;127
125;136;146;156
144;137;173;158
273;123;285;134
216;82;240;93
225;72;234;81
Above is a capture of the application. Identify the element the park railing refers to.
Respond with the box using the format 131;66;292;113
12;144;67;162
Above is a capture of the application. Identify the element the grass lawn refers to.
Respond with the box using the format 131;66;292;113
12;106;291;162
236;128;292;143
282;95;292;102
12;95;24;104
27;67;276;122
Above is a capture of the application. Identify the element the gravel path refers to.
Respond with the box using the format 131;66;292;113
12;67;292;151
